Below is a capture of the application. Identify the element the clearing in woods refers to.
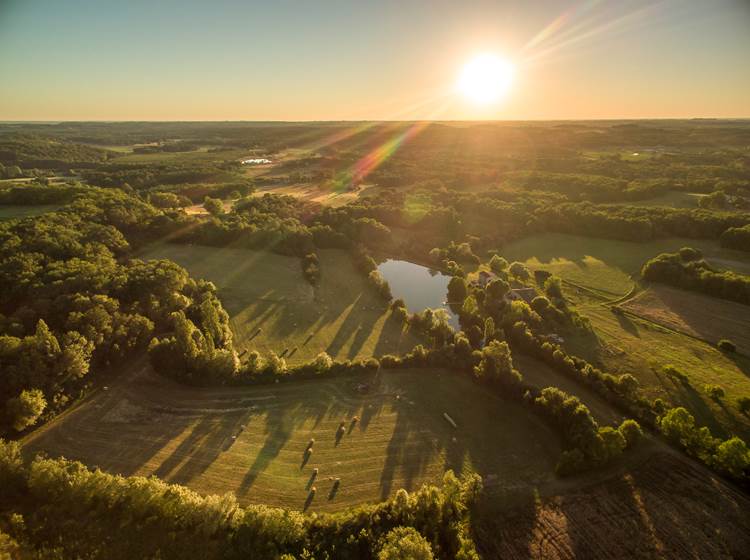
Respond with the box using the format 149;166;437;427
22;366;561;512
499;233;750;296
137;243;424;364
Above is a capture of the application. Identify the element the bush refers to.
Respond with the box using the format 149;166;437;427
6;389;46;432
618;419;643;448
489;255;509;274
679;247;703;262
713;437;750;478
203;196;224;215
509;262;530;280
704;384;726;401
718;339;736;353
663;365;689;383
738;396;750;415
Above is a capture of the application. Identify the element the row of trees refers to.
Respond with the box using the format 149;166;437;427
720;223;750;252
659;407;750;480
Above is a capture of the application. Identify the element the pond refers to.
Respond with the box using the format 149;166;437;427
377;259;459;327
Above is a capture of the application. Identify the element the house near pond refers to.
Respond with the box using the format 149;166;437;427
473;270;496;288
506;287;536;303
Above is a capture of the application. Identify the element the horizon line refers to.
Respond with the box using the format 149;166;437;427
1;117;750;125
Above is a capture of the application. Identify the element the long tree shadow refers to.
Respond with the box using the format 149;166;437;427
558;453;750;558
471;488;538;560
372;310;413;358
614;311;640;337
378;401;437;500
671;379;727;438
238;405;293;494
167;411;250;485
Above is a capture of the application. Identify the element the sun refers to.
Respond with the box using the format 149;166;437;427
457;54;515;105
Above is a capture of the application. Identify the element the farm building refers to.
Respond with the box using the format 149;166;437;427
472;270;497;288
506;287;536;303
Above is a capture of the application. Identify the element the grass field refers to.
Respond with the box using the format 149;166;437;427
23;365;561;512
500;233;750;296
559;287;750;441
251;182;368;207
607;191;705;209
0;204;59;221
138;243;425;364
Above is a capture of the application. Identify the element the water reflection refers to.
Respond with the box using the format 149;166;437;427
377;259;459;327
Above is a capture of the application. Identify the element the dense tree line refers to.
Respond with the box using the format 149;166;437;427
0;190;231;433
658;407;749;481
641;248;750;305
507;321;654;425
720;223;750;252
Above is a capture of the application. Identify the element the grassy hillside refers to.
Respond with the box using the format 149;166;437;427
560;288;750;441
138;243;425;364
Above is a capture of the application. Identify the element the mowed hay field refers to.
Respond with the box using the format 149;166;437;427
137;243;424;364
22;366;561;512
623;284;750;355
500;233;750;296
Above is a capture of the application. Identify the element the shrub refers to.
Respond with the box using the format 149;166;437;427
704;384;726;401
312;352;333;374
509;262;531;280
6;389;46;432
203;196;224;215
599;426;626;461
717;339;736;353
738;396;750;415
663;365;689;383
713;437;750;478
618;419;643;448
544;276;564;299
489;255;509;274
678;247;702;262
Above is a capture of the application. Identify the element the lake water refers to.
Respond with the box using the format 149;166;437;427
377;259;459;327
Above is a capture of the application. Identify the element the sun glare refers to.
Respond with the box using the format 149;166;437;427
457;54;515;105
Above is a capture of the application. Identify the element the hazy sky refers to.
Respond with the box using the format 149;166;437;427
1;0;749;120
